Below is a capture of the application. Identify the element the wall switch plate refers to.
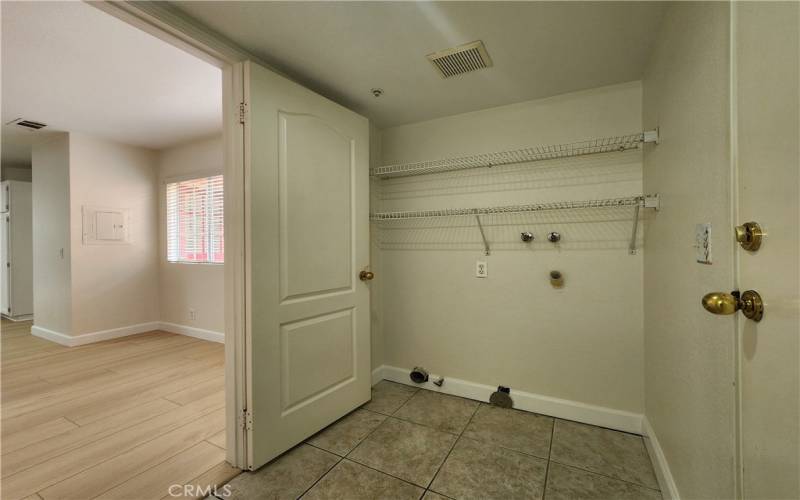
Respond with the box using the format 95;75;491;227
476;260;488;278
695;223;712;264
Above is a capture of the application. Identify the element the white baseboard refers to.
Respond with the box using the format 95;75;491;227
2;313;33;322
642;416;680;499
375;365;643;434
32;321;161;347
371;364;385;386
31;321;224;347
158;322;224;343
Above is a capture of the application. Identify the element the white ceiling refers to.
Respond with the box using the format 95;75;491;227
169;1;665;128
1;1;221;169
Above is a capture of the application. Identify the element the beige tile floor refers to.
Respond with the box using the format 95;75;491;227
217;381;662;500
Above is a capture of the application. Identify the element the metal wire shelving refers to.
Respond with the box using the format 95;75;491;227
370;196;651;220
371;130;659;178
371;195;660;255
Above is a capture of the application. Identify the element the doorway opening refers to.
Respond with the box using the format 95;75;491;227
0;2;235;497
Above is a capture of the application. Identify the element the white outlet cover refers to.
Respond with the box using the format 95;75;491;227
695;223;712;264
476;260;488;278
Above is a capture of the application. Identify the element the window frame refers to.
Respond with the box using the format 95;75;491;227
163;171;225;266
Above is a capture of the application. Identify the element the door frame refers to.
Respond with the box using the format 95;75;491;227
88;0;284;470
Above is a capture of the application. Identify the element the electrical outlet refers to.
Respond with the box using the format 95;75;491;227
188;308;196;321
476;260;488;278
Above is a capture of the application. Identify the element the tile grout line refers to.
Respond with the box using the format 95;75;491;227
547;459;662;492
423;400;482;494
386;390;480;437
342;457;429;492
299;386;419;498
295;453;343;499
541;417;557;500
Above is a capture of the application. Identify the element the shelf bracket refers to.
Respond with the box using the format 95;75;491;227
642;128;660;145
475;215;490;256
629;203;641;255
643;193;660;210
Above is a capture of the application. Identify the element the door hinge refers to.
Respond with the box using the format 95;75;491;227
239;409;253;430
239;102;248;125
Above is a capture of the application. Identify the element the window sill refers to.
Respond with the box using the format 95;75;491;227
165;261;224;266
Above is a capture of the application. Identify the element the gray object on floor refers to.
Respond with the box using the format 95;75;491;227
489;386;513;408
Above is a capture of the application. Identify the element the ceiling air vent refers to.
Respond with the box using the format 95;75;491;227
7;118;47;131
427;40;493;78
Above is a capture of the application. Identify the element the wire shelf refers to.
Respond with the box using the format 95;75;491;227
371;196;647;221
371;130;658;178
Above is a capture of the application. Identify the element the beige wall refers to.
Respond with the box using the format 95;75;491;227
376;82;645;412
369;123;384;370
68;133;160;335
30;133;222;338
31;134;72;334
1;167;32;182
642;3;735;499
157;136;224;334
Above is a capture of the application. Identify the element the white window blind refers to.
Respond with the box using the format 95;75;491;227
166;175;224;264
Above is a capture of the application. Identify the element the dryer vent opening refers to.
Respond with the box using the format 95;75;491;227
410;367;429;384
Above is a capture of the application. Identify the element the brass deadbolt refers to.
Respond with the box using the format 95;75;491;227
735;222;763;251
359;270;374;281
702;290;764;322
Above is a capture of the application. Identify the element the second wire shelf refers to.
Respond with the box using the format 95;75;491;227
371;194;660;255
370;195;657;221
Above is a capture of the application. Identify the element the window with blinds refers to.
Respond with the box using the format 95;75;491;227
166;175;224;264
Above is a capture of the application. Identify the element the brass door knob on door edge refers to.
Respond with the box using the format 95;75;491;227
359;270;374;281
702;290;764;322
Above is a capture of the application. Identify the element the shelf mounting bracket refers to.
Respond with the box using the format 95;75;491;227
642;128;660;144
475;215;490;256
629;203;641;255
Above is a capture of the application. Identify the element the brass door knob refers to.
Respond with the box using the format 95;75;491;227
359;270;374;281
735;222;763;251
701;290;764;322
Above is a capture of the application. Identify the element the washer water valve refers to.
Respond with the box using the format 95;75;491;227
520;232;534;242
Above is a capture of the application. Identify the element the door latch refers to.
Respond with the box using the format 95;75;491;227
735;222;763;251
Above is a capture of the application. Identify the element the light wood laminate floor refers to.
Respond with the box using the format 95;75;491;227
1;319;239;500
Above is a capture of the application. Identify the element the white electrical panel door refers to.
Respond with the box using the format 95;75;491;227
82;206;130;244
95;211;125;241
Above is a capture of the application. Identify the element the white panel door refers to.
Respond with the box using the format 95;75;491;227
244;61;371;469
735;3;799;498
